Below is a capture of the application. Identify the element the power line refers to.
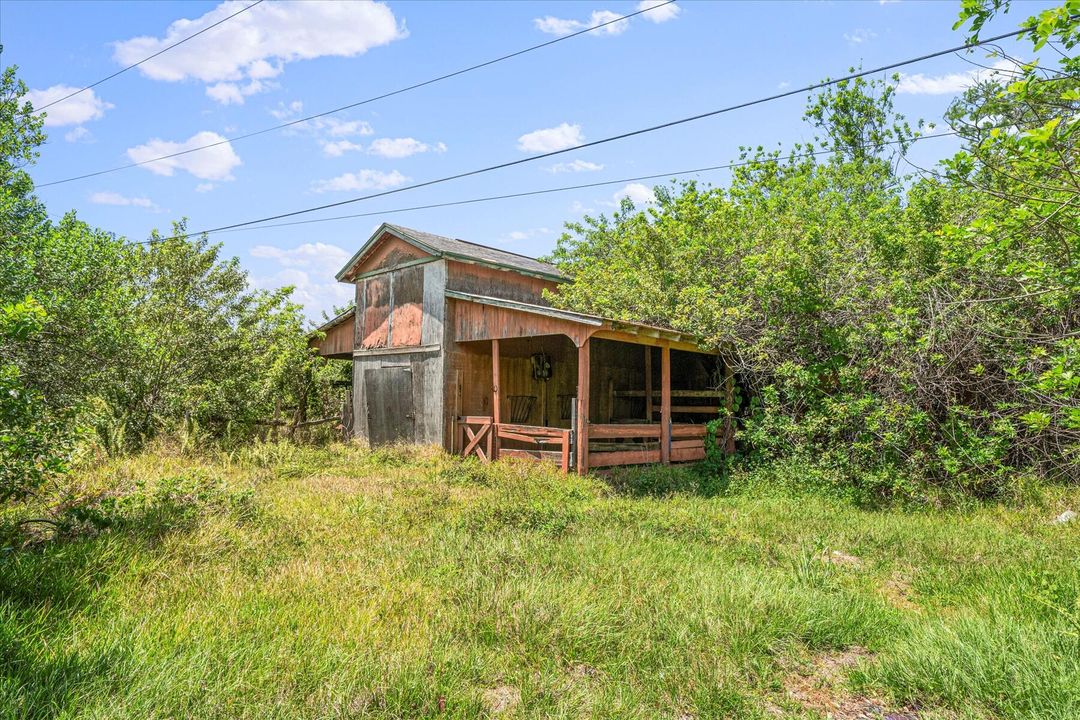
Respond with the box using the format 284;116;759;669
36;0;677;188
34;0;265;112
142;24;1034;243
136;129;962;245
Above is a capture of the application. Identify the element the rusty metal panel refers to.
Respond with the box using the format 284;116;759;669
390;264;424;347
361;276;390;349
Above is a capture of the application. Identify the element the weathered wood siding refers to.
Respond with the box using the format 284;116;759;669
352;260;448;447
445;260;558;304
342;233;430;281
313;318;354;359
449;298;592;346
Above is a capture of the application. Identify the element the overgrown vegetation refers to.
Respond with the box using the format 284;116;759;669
3;4;1080;716
548;2;1080;500
2;444;1078;718
0;59;348;504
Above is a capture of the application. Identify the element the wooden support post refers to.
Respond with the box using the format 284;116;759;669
644;346;653;420
723;357;736;455
560;429;571;473
491;339;501;460
576;338;591;474
660;344;671;465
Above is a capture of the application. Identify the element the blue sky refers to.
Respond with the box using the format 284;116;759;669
2;0;1057;320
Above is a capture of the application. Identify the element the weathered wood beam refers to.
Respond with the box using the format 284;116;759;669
660;345;671;465
589;448;661;467
588;423;662;439
644;346;653;421
492;339;501;460
576;338;590;474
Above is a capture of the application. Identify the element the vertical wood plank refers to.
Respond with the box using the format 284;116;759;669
723;356;736;454
576;338;591;474
660;344;671;465
644;346;653;420
561;429;571;473
491;339;501;459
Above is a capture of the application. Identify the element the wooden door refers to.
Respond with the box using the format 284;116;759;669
364;366;414;445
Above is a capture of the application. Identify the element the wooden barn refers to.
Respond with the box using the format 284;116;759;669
312;223;734;472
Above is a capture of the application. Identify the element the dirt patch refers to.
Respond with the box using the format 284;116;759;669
482;685;521;714
822;549;864;569
880;573;920;613
774;647;919;719
568;663;601;680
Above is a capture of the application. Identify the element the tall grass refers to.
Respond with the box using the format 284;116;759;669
1;444;1078;718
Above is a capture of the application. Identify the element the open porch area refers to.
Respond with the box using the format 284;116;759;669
446;292;734;473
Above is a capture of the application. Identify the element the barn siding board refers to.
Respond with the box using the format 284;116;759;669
389;264;424;347
446;261;557;304
352;349;444;447
365;366;414;445
361;276;391;349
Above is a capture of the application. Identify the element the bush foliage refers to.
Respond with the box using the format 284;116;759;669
548;4;1080;498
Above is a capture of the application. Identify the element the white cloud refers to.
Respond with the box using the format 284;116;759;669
89;191;159;210
311;169;409;193
844;28;877;45
534;9;630;37
296;117;374;137
112;1;407;104
638;1;681;23
25;86;113;127
502;227;552;243
777;81;791;90
321;139;364;157
251;241;349;268
367;137;447;158
195;183;215;193
518;123;584;153
548;159;604;173
897;59;1023;95
126;131;242;180
613;183;656;205
270;100;304;120
64;126;93;143
250;242;353;319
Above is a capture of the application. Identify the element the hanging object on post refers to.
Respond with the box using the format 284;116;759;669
531;351;552;381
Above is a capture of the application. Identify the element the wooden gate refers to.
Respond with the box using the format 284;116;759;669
364;366;414;445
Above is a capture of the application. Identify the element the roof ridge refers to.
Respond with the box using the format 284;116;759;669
388;223;560;268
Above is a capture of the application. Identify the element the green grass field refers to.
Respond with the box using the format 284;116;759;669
2;443;1078;719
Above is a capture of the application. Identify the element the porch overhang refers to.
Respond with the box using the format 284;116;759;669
445;290;713;353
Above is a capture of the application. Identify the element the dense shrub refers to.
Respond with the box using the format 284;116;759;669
548;6;1079;497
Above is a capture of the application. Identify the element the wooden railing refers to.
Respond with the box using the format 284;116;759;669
457;419;709;472
587;423;709;467
458;416;494;462
496;423;572;473
456;417;572;472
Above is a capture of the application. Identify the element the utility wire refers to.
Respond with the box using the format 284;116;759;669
141;24;1036;243
208;130;963;237
134;129;963;245
36;0;676;188
35;0;265;112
